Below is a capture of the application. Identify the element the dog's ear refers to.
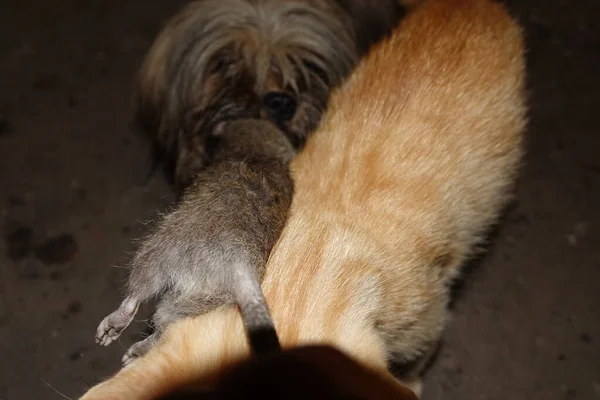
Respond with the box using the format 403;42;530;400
155;346;417;400
334;0;403;54
216;345;419;399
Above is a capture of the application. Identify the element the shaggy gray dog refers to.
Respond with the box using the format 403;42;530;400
134;0;402;191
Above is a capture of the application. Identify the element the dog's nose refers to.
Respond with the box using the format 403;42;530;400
264;92;297;122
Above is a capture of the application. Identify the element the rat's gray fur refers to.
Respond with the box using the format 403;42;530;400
96;119;294;363
135;0;402;192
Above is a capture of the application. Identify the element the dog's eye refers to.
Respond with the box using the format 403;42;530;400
264;92;297;122
208;58;228;74
303;61;329;86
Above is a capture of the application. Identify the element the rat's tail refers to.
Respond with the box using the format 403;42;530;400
232;265;281;357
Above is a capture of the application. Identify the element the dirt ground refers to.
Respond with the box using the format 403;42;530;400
0;0;598;399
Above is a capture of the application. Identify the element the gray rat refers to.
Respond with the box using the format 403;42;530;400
96;119;294;364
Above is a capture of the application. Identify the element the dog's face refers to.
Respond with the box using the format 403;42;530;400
186;19;343;150
136;0;401;190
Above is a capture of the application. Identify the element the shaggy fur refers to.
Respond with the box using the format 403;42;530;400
95;120;294;364
135;0;403;191
81;0;527;398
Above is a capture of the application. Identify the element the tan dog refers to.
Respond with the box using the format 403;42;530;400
81;0;526;398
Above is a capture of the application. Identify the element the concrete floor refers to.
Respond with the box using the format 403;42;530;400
0;1;598;399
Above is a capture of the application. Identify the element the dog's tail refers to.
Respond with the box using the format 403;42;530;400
232;264;281;357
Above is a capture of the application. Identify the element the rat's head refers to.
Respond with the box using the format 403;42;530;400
210;119;296;164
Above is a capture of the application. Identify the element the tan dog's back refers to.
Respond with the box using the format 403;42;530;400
80;0;526;398
265;0;526;377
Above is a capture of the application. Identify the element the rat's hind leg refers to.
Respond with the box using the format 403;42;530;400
121;292;219;365
121;334;159;367
120;293;192;365
96;296;140;346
